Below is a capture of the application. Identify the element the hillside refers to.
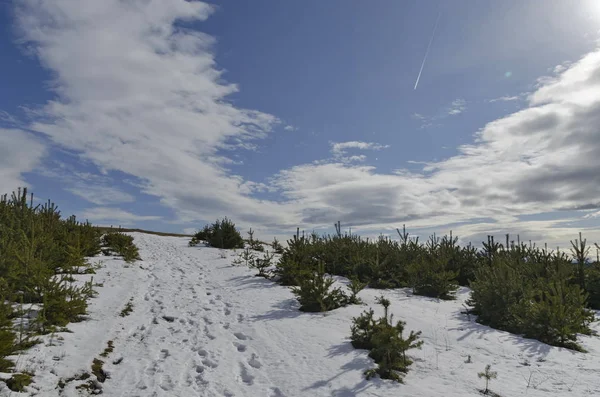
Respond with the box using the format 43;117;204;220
4;233;599;397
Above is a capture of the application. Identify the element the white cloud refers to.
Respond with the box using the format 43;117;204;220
268;47;600;244
330;141;389;157
37;161;136;205
79;207;162;224
447;99;466;115
0;129;46;192
14;0;285;228
66;186;135;205
584;211;600;219
283;125;297;131
489;95;521;103
0;111;19;125
10;0;600;245
413;99;467;129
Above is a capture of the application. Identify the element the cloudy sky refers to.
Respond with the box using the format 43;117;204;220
1;0;600;248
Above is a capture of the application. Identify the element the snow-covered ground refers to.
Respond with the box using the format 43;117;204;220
3;232;599;396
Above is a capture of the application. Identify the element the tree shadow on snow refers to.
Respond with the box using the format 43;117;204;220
326;342;356;358
302;345;375;396
228;275;279;290
451;310;555;359
250;298;308;322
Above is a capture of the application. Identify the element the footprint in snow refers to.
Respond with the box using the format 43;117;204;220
202;358;219;368
233;342;247;352
224;308;231;316
237;314;244;323
145;362;158;376
197;349;208;357
204;326;216;340
270;387;285;397
248;353;262;369
159;349;170;360
160;374;174;391
234;332;249;340
136;379;148;390
239;363;254;385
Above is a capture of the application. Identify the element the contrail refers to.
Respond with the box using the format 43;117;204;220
414;11;441;90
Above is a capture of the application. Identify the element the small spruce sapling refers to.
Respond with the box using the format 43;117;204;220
348;277;368;304
356;295;423;383
247;228;264;252
350;308;376;349
251;251;274;278
271;237;284;254
238;248;256;268
291;262;349;312
478;364;497;395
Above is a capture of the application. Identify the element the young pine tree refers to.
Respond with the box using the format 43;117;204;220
347;277;368;304
362;296;423;383
477;364;498;395
290;262;348;312
250;251;274;278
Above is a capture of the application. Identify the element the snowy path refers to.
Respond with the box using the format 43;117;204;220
6;233;600;397
96;234;381;397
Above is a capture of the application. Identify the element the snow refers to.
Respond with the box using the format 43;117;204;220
3;232;599;396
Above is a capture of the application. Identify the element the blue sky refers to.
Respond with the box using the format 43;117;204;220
1;0;600;247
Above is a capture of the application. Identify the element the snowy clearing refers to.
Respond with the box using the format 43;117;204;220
3;232;599;397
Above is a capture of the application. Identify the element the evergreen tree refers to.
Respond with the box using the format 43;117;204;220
291;262;348;312
477;364;497;395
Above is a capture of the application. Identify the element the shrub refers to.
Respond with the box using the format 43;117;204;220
190;218;244;249
348;277;368;304
120;298;134;317
250;251;274;278
406;253;459;300
515;278;594;351
0;296;16;372
468;251;594;350
350;308;377;349
352;296;423;383
584;264;600;310
101;231;140;263
38;276;90;333
0;188;102;358
271;237;284;254
477;365;497;395
246;228;265;252
6;372;33;392
194;225;212;242
291;262;349;312
235;248;256;268
273;257;313;286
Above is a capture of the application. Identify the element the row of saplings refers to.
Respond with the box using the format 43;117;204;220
0;188;140;391
192;219;600;386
